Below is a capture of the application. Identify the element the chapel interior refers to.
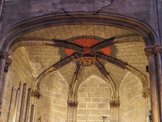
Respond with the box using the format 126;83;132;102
1;24;151;122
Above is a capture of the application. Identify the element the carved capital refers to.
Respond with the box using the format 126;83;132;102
110;100;120;108
0;51;12;64
0;51;12;72
145;44;162;56
145;48;155;56
67;100;78;107
154;45;162;53
5;57;12;66
31;90;41;99
143;89;150;98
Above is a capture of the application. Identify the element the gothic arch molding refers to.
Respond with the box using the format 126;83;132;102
0;12;157;52
76;75;115;100
70;74;117;101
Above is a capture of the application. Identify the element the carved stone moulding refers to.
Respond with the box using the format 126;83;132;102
154;45;162;53
31;90;41;99
110;100;120;108
0;50;12;72
77;56;96;66
145;48;155;56
145;44;162;56
0;51;12;62
143;89;150;98
67;100;78;107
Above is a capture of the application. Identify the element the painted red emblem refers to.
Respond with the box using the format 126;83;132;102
65;38;111;56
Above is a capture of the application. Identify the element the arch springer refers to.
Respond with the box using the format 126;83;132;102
145;44;162;56
31;90;41;99
143;89;150;98
0;50;12;72
110;100;120;108
67;100;78;107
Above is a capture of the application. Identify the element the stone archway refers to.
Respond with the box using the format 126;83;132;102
0;14;156;51
0;13;158;122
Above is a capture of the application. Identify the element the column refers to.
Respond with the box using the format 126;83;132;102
0;51;6;89
145;47;160;122
67;100;78;122
0;0;5;17
154;45;162;121
0;51;12;114
110;99;120;122
0;0;5;33
30;89;39;122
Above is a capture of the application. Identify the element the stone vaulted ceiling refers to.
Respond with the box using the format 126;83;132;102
12;24;149;90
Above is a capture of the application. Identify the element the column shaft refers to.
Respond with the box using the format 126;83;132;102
157;52;162;121
0;71;7;111
110;100;120;122
0;59;5;92
67;100;78;122
24;88;31;122
148;55;160;122
30;105;34;122
0;52;12;114
19;84;27;122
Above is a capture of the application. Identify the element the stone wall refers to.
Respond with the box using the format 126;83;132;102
24;45;61;79
0;46;151;122
0;0;159;38
36;71;68;122
119;72;151;122
1;45;70;122
77;76;111;122
116;41;148;75
0;47;33;122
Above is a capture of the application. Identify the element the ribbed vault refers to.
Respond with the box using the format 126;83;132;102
11;24;148;92
6;23;150;122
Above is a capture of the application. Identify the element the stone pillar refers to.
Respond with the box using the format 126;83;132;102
145;47;160;122
0;51;12;114
67;100;78;122
0;0;5;17
0;58;5;89
110;100;120;122
155;45;162;121
0;0;5;33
